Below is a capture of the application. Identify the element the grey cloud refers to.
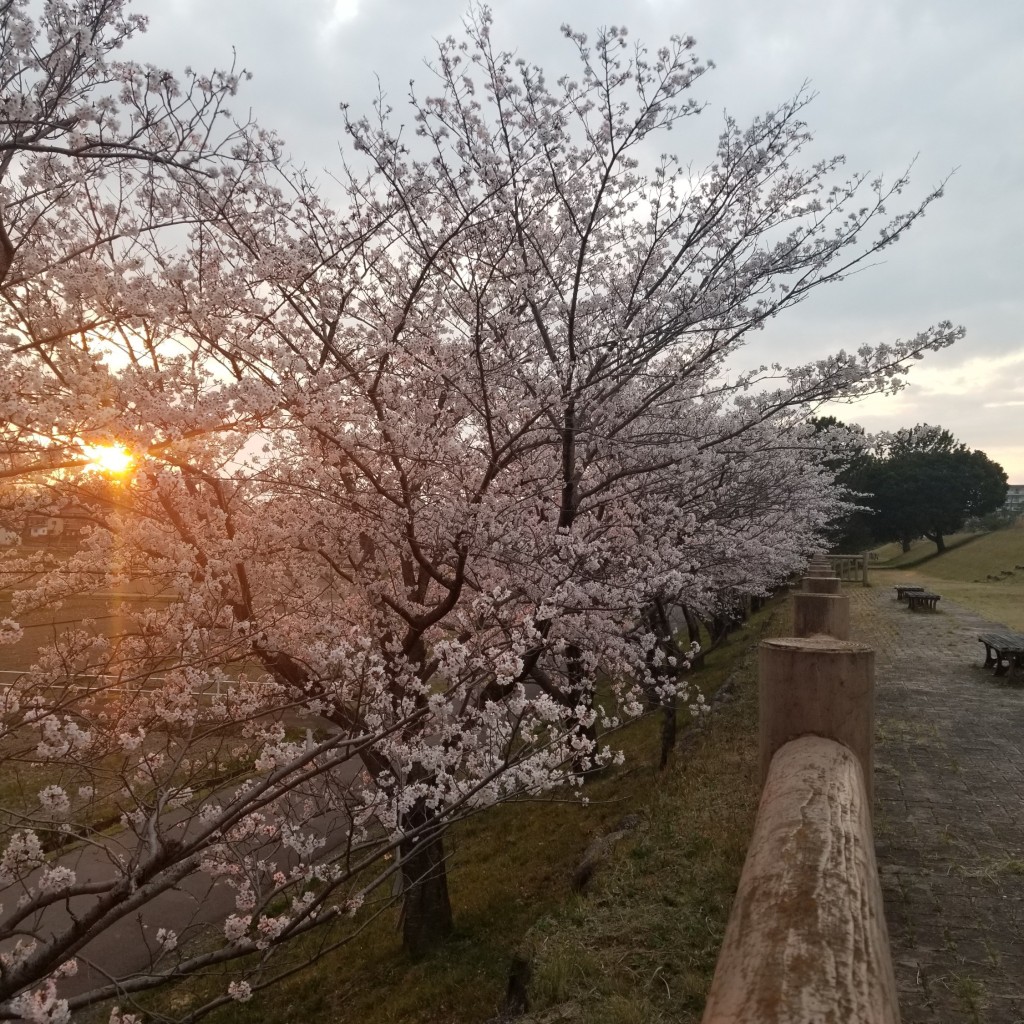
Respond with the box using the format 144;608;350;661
127;0;1024;475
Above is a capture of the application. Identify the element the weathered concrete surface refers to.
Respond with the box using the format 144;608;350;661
792;592;851;639
759;636;874;798
703;735;898;1024
854;585;1024;1023
803;576;843;595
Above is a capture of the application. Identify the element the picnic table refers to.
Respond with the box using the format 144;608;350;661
906;591;940;612
894;584;925;601
978;631;1024;678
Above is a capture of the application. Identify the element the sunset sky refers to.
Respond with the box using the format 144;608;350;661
133;0;1023;479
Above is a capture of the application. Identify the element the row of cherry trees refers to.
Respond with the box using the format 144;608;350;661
0;2;962;1020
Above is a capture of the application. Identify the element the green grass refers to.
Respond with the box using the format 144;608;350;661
872;525;1024;631
869;532;984;569
517;604;788;1024
128;602;785;1024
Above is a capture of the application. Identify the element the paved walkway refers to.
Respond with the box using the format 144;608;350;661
851;585;1024;1024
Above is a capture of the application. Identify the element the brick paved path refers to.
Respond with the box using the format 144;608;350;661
851;586;1024;1024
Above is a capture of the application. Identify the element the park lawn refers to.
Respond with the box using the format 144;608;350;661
0;589;178;677
897;523;1024;582
870;532;984;568
146;601;786;1024
0;590;255;689
918;580;1024;633
518;609;785;1023
0;588;262;841
874;525;1024;632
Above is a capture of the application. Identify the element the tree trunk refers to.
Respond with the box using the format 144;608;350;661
680;604;704;668
642;598;682;769
659;697;677;770
900;535;913;553
926;531;946;553
565;642;597;776
680;603;701;647
400;802;453;957
709;613;730;646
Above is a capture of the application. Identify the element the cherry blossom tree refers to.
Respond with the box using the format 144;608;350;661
0;0;276;485
1;2;965;1019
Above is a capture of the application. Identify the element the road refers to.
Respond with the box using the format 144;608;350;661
0;742;367;1009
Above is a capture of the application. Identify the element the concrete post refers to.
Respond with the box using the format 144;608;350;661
802;576;841;594
758;636;875;800
792;592;850;639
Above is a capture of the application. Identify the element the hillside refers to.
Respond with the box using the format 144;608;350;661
873;525;1024;631
868;532;983;569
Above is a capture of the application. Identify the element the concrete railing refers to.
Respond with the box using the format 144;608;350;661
702;737;898;1024
701;568;900;1024
828;551;871;586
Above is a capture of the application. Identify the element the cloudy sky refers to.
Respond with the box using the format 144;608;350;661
131;0;1024;479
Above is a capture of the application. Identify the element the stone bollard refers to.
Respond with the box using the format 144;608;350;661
802;576;841;594
793;591;849;639
758;636;875;801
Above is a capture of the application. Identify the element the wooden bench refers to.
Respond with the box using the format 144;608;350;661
894;584;925;602
906;591;940;611
978;631;1024;677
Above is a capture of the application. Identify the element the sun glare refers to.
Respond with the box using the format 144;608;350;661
82;443;135;476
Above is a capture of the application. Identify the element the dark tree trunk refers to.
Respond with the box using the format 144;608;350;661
680;604;704;668
900;535;913;553
400;802;453;957
659;698;677;770
565;642;597;775
709;613;729;645
680;603;701;647
926;531;946;553
642;598;682;769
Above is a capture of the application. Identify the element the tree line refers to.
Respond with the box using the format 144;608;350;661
816;419;1008;554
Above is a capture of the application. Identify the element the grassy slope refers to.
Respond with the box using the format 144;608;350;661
521;607;786;1024
54;532;1019;1021
869;532;983;569
873;525;1024;631
179;603;784;1024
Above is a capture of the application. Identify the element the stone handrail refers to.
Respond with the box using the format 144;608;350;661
701;736;899;1024
700;574;900;1023
828;551;871;586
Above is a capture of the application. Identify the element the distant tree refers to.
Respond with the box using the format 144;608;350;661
808;417;876;552
867;425;1007;552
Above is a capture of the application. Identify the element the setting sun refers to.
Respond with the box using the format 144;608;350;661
81;443;135;476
